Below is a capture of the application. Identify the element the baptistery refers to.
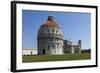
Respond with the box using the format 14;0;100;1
37;16;64;55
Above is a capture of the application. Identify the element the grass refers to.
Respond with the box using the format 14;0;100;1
22;53;91;63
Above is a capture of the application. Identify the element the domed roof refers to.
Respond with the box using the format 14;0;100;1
40;16;60;29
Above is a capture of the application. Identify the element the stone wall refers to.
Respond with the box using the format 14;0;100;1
23;49;37;55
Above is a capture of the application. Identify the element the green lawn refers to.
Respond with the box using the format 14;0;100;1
22;53;91;63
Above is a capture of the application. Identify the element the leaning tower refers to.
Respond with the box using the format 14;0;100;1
37;16;64;55
78;40;81;53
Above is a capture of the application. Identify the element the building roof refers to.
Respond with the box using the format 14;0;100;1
40;16;60;29
72;45;80;48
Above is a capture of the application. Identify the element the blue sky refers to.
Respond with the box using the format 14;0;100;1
22;10;91;49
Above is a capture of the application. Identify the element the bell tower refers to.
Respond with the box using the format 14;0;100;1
78;40;81;53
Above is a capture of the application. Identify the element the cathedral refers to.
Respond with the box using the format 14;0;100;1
37;16;64;55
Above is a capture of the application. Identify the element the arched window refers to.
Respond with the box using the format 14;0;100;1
51;38;53;41
57;44;59;48
52;45;55;49
48;46;50;49
57;45;59;49
56;30;58;33
52;28;55;33
48;29;49;33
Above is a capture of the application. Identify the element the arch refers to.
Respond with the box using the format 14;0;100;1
52;28;55;33
43;49;45;55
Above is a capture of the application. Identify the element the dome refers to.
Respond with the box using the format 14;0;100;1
40;16;60;29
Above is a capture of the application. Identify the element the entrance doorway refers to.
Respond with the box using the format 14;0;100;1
43;49;45;55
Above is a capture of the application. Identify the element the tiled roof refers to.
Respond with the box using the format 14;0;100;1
40;16;60;29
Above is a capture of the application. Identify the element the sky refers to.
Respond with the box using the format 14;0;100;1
22;10;91;49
